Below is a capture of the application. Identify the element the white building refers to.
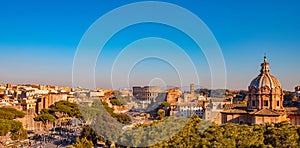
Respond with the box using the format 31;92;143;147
204;98;231;123
173;102;203;118
89;90;105;98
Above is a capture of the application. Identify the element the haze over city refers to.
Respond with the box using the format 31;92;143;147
1;0;300;90
2;1;300;148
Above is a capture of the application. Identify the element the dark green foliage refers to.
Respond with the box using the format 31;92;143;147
0;122;11;136
0;108;26;140
0;110;15;120
33;101;82;132
50;100;82;118
0;119;24;138
79;100;133;146
88;100;131;125
0;107;25;120
10;120;22;133
80;126;106;145
157;109;165;120
78;104;300;148
74;137;93;148
91;100;114;115
263;121;299;147
10;128;28;141
148;117;300;148
160;102;171;108
114;116;300;148
113;91;131;105
117;116;189;147
113;113;132;125
110;98;123;106
40;108;50;114
81;101;300;147
34;113;56;124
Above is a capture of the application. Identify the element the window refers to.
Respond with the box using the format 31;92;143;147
277;101;280;106
264;101;268;106
252;100;256;107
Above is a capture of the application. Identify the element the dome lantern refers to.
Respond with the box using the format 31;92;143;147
249;56;281;90
260;56;270;74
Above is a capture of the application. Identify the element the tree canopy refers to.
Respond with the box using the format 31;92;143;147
0;119;22;136
80;126;109;145
86;100;131;125
110;98;123;106
34;113;56;125
74;137;93;148
147;117;300;148
99;115;300;148
0;107;27;141
160;102;171;108
49;100;82;118
157;109;165;120
0;107;25;120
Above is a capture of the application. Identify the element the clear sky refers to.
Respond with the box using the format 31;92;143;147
0;0;300;91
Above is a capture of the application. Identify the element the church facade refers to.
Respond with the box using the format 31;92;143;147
221;56;300;125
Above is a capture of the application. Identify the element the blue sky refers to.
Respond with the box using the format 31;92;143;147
0;0;300;90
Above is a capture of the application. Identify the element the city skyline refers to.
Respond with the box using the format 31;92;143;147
1;0;300;91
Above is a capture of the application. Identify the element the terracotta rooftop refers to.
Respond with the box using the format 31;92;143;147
249;108;281;116
223;104;247;110
222;104;248;114
222;109;248;114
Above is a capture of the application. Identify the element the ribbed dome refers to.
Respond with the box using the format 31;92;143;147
250;74;281;89
247;56;284;111
249;56;281;90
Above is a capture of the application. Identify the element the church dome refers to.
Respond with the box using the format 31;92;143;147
250;74;281;89
247;56;284;111
249;56;281;90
